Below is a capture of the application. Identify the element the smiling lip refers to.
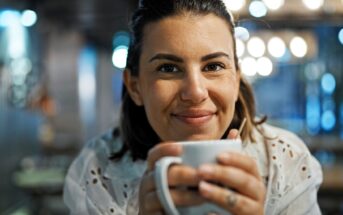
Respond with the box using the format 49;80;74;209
172;110;216;125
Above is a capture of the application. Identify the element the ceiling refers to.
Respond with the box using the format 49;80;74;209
0;0;139;48
1;0;343;49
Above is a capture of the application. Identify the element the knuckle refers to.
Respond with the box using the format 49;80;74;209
241;174;254;188
168;166;181;184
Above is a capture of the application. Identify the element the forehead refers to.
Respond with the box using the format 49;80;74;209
141;13;234;58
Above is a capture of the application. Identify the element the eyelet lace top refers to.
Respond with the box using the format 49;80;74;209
63;123;323;215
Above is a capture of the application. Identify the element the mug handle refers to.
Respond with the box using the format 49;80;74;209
154;156;182;215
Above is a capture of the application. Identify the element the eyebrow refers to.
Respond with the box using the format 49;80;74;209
148;52;230;63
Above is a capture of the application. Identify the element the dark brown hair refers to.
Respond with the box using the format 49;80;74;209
111;0;266;161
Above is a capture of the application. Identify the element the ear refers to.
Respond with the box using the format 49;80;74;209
123;69;143;106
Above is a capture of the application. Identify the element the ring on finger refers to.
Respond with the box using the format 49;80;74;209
226;189;238;208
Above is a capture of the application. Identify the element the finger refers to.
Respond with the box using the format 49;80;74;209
199;181;263;215
144;191;163;212
144;189;205;212
227;129;239;139
198;164;265;200
147;142;182;171
216;152;261;179
140;171;156;194
170;189;206;207
168;165;199;187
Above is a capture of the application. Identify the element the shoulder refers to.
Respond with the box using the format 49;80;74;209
63;129;128;214
261;123;313;159
259;123;323;214
261;123;321;175
65;129;121;183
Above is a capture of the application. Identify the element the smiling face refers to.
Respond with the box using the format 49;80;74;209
124;13;240;142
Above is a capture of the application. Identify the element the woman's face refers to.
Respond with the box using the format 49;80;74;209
125;13;240;141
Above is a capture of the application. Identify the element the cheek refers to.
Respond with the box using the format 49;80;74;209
141;81;178;119
215;78;239;105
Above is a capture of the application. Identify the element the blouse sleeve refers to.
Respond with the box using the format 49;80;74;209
264;125;323;215
63;139;102;214
275;154;322;215
63;137;128;215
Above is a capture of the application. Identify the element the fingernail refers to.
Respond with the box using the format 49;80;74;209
199;164;213;175
199;181;212;194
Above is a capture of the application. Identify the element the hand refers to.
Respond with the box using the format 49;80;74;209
139;142;205;215
197;129;266;215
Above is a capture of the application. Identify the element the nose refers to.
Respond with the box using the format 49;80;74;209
180;71;208;104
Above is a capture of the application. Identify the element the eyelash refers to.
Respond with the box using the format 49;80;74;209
156;64;180;73
203;62;225;72
156;62;226;74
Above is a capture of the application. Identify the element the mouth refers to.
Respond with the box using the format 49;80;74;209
171;109;216;126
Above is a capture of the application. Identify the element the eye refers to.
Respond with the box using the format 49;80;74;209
203;63;225;72
157;64;180;73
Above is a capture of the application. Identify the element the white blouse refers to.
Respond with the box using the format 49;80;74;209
63;124;323;215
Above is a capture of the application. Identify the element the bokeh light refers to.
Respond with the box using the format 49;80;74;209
241;57;257;76
302;0;324;10
21;10;37;27
268;37;286;58
257;57;273;76
234;26;250;41
321;111;336;131
304;63;322;80
112;45;128;69
0;10;21;27
222;0;246;12
249;0;268;18
247;37;266;58
338;28;343;45
262;0;284;10
321;73;336;95
236;39;245;58
290;36;308;58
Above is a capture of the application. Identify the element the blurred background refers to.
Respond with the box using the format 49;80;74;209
0;0;342;214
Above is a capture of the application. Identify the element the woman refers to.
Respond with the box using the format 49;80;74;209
63;0;323;214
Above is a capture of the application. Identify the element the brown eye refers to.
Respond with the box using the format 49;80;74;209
157;64;180;73
203;63;225;72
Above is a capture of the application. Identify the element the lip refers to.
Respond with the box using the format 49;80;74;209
171;109;216;125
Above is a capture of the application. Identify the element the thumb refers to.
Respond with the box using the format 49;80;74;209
227;129;240;139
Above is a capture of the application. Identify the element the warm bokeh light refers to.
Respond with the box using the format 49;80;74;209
302;0;324;10
222;0;246;12
247;37;266;58
268;37;286;58
241;57;257;76
236;38;245;58
257;57;273;76
21;10;37;27
290;36;308;58
262;0;284;10
249;0;268;18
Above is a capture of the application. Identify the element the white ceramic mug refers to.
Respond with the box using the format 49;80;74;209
154;139;242;215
